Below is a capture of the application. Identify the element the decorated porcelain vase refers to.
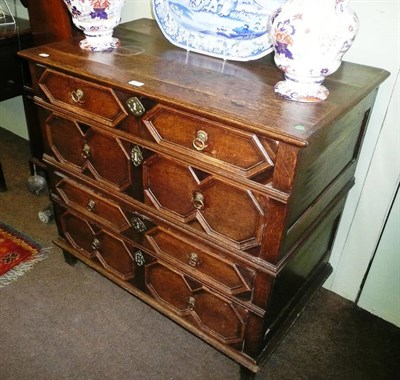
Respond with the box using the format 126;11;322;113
63;0;125;51
270;0;359;102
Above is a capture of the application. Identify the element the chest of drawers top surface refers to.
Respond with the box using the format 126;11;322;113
18;19;388;147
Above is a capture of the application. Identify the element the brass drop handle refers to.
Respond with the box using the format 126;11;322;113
81;143;91;159
91;238;101;251
192;191;205;210
71;88;84;103
86;199;96;212
188;252;200;267
192;130;208;151
187;296;196;310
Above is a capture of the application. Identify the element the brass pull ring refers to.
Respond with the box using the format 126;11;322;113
86;199;96;212
187;296;196;310
192;130;208;151
81;143;91;159
192;191;205;210
91;238;101;251
71;88;84;103
188;252;199;267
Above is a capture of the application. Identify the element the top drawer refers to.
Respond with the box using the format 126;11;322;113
38;69;128;127
141;105;279;180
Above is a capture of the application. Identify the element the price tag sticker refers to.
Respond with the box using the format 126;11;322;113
129;80;144;87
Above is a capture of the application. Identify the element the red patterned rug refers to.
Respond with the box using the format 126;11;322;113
0;222;47;288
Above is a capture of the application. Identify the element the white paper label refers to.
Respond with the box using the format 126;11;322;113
128;80;144;87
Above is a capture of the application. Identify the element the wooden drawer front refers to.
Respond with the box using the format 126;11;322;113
145;261;247;345
45;114;142;194
60;211;144;280
53;174;156;246
142;105;278;180
146;227;254;300
56;178;130;232
38;69;127;127
143;155;266;250
60;210;98;258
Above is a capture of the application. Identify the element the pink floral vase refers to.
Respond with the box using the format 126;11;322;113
63;0;125;51
270;0;359;102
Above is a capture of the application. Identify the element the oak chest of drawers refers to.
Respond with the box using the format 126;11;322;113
19;19;389;379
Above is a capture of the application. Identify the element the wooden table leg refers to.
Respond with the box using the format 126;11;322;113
0;161;7;192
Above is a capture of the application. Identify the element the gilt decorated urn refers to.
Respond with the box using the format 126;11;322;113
63;0;125;51
270;0;359;102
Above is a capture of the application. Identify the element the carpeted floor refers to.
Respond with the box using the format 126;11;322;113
0;126;399;380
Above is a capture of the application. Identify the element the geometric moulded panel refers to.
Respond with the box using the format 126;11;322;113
145;261;246;344
143;155;265;249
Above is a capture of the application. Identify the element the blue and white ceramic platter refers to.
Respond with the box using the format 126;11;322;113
152;0;287;61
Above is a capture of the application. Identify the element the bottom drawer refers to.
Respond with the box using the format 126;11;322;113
53;203;260;360
145;260;248;346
